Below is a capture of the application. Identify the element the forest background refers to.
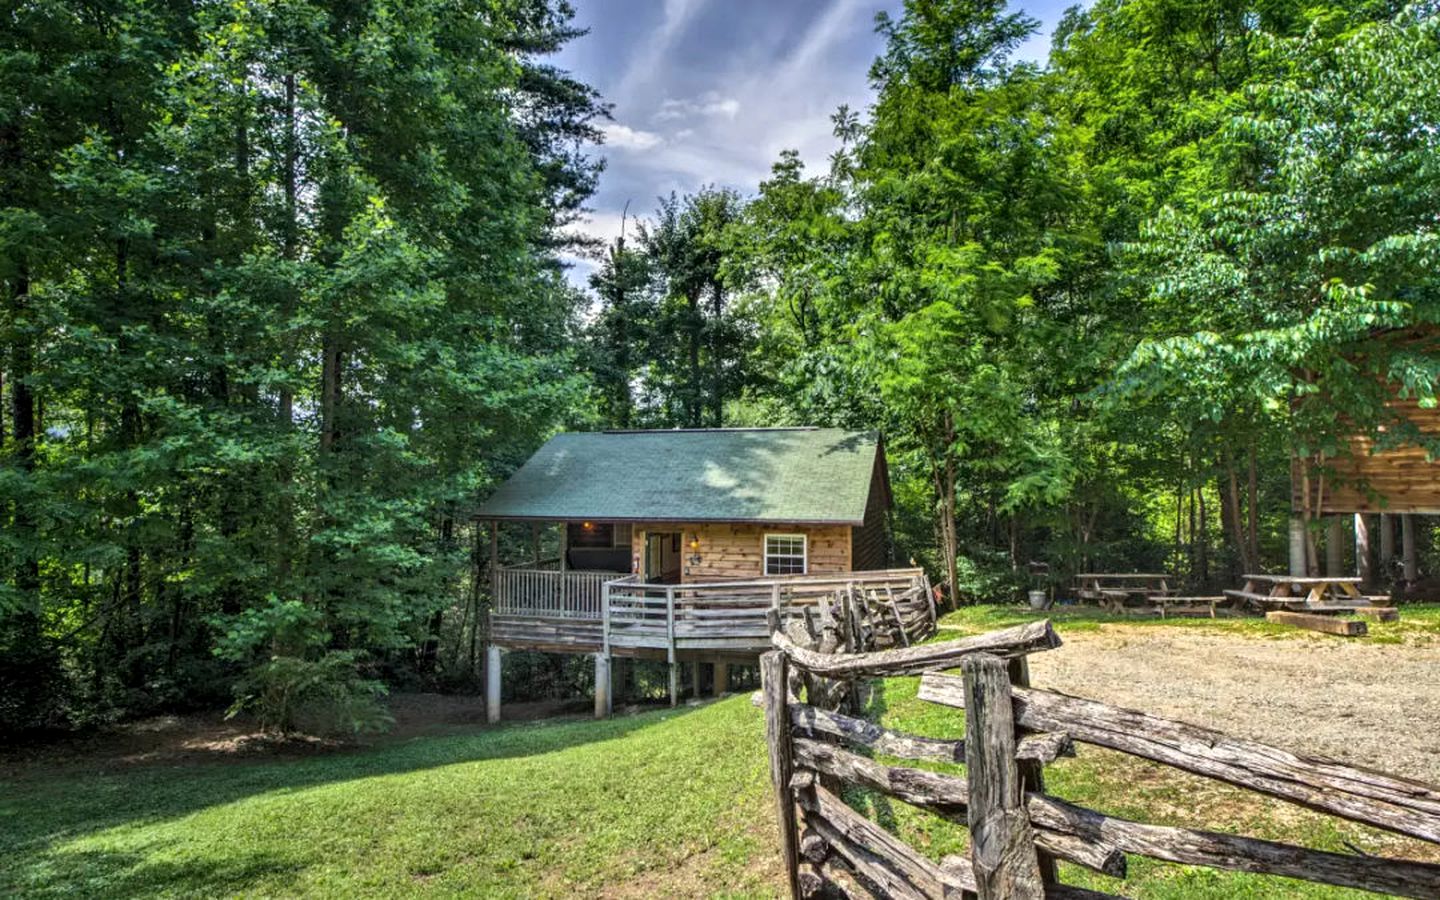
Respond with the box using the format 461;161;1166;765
3;0;1437;734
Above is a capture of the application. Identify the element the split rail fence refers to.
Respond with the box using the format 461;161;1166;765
761;617;1440;899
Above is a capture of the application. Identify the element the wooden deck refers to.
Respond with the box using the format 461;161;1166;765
489;568;934;659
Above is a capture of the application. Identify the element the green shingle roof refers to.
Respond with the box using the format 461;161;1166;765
476;428;885;525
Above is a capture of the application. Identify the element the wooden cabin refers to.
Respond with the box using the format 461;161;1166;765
475;427;929;720
1289;329;1440;579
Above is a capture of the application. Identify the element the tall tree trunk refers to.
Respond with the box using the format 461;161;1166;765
276;72;299;586
1196;483;1209;590
1222;451;1251;576
1246;444;1261;568
10;263;39;600
687;291;701;427
938;411;960;609
711;283;723;426
320;336;342;453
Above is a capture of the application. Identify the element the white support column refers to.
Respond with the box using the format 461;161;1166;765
666;585;678;708
486;644;502;724
1380;513;1395;573
1288;516;1308;576
1355;513;1372;585
713;661;728;697
594;652;610;719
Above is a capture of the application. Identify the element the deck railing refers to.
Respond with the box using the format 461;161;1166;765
493;566;618;619
603;569;932;654
491;566;935;662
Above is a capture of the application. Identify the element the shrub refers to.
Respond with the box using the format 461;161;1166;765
214;597;393;736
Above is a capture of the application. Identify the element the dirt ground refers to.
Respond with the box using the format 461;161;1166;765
1027;624;1440;784
0;693;585;777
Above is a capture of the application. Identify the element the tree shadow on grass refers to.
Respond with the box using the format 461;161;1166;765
9;844;305;900
0;699;706;879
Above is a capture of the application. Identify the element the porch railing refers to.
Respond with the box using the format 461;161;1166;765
492;566;934;655
603;569;931;653
493;566;619;619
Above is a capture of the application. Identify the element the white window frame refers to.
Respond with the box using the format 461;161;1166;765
764;533;808;576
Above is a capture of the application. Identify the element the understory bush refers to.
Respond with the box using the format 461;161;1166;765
214;597;392;736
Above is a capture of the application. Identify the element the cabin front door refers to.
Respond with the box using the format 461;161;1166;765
643;531;682;584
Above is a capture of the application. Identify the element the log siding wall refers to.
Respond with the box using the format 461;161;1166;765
1320;398;1440;513
629;522;853;582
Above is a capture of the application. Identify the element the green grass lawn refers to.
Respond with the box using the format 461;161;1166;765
1;701;777;898
7;608;1440;898
937;600;1440;645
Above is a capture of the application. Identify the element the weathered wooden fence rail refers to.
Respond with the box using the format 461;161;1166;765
762;618;1440;899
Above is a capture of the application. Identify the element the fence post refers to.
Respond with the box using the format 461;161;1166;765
962;652;1044;899
762;650;801;900
1008;656;1058;885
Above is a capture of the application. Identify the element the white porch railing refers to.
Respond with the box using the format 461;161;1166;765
492;567;933;656
493;566;620;619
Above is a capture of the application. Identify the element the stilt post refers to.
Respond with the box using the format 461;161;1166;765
1402;514;1418;584
1355;513;1372;586
486;644;502;724
594;652;610;719
1326;516;1345;576
1288;515;1308;576
666;586;678;707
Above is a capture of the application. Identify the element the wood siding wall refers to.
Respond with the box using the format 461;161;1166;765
1316;397;1440;513
629;522;853;582
850;454;891;571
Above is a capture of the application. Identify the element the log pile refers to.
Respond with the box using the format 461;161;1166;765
761;618;1440;899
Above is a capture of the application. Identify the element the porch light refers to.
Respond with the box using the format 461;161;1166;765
582;521;594;530
688;535;700;550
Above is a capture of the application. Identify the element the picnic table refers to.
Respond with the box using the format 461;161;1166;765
1223;573;1389;612
1075;573;1178;613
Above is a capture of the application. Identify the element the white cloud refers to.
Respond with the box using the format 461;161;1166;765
562;208;643;251
616;0;712;99
654;92;742;122
602;123;665;151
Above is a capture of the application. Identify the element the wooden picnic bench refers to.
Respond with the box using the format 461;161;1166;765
1075;573;1180;613
1223;573;1392;614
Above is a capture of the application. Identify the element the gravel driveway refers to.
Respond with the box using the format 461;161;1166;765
1025;625;1440;785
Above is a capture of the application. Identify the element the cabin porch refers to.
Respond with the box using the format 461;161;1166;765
485;565;934;723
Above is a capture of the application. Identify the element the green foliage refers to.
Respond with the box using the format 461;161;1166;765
0;0;601;733
214;596;392;735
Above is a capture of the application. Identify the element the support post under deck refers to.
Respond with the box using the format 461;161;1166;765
594;652;610;719
1288;516;1308;576
714;661;728;696
1403;514;1418;584
1326;516;1345;576
486;644;502;724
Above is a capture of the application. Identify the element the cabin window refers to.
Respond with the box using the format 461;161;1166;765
764;533;807;575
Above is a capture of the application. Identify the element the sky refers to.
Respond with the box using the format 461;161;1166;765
554;0;1081;287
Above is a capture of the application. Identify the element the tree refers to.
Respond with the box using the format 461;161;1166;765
1118;8;1440;570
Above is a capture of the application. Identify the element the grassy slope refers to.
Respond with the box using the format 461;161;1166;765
6;606;1440;898
1;701;777;898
